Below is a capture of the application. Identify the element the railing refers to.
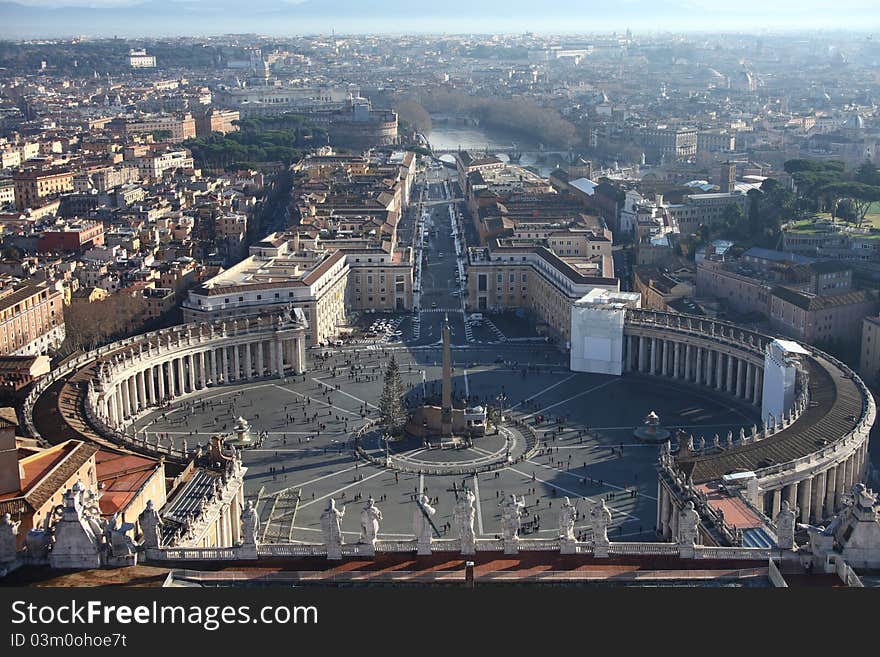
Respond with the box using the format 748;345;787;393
159;547;240;560
693;546;773;560
831;555;864;587
141;536;787;563
608;542;682;556
373;540;416;553
517;539;561;551
257;544;327;557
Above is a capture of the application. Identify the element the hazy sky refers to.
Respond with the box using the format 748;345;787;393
2;0;879;38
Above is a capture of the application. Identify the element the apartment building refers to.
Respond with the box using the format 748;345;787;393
182;235;349;346
36;220;105;253
633;267;695;311
109;113;196;142
667;191;749;235
0;281;65;356
194;109;241;137
345;248;414;312
860;314;880;383
127;149;194;181
769;286;878;345
12;167;74;211
466;241;619;346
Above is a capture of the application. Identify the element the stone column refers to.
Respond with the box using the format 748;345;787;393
157;363;166;401
842;455;852;492
651;337;659;375
297;336;306;374
798;476;812;523
187;355;196;392
268;341;276;376
673;341;681;379
210;349;218;384
812;472;826;522
232;344;240;382
855;444;866;483
128;376;137;415
786;483;798;516
715;351;723;389
772;488;782;519
726;354;735;394
120;378;131;418
752;368;762;406
684;344;691;381
198;351;206;389
625;335;634;372
176;358;185;396
276;338;284;377
257;341;265;377
694;347;702;385
107;390;118;426
136;370;146;409
244;343;252;380
825;465;837;515
638;336;647;373
745;363;754;403
149;365;158;404
221;347;229;383
835;461;847;509
704;349;713;386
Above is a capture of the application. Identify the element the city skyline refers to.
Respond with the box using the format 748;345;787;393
2;0;880;39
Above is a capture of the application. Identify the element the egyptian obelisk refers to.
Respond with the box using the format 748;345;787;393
441;314;453;436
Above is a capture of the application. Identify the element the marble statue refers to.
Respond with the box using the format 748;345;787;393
677;501;700;546
240;500;259;546
558;496;577;541
321;498;345;557
0;513;20;563
853;483;877;510
48;484;104;570
359;497;383;545
501;494;525;541
138;500;163;549
104;513;138;563
413;494;436;552
453;490;477;554
590;499;612;545
775;500;797;550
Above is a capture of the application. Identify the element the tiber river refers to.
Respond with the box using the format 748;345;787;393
425;116;560;176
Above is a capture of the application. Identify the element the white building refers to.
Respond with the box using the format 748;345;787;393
129;49;156;69
569;288;641;375
761;339;809;427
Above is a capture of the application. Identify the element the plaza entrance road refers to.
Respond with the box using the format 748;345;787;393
131;163;761;545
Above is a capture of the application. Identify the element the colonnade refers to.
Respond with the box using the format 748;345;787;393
625;333;763;405
98;331;306;429
759;440;871;523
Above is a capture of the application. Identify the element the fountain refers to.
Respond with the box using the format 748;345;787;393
633;411;671;444
225;416;253;448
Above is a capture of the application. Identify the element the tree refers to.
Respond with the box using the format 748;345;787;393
378;354;406;431
720;203;746;240
855;160;880;187
818;182;880;227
